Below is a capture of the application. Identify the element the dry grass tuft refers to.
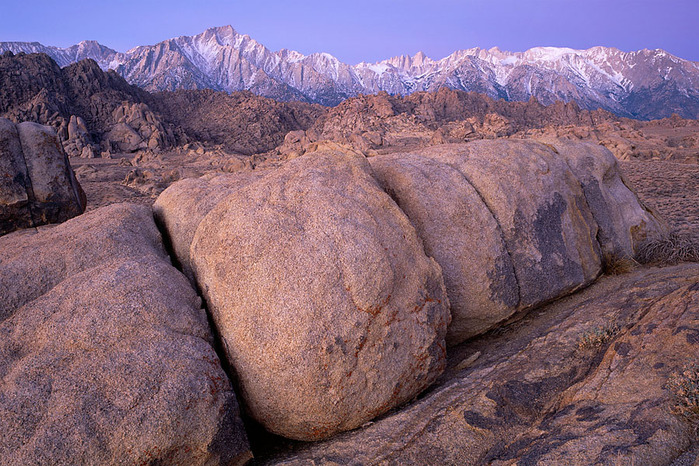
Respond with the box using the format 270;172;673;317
635;232;699;266
577;324;620;351
667;361;699;427
602;253;639;275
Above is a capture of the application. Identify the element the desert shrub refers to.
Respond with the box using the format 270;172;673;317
602;253;639;275
577;324;620;350
667;361;699;426
635;232;699;266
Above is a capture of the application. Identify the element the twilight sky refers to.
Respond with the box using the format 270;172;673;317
2;0;697;63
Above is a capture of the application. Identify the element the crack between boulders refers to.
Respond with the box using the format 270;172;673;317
63;150;85;212
150;210;258;452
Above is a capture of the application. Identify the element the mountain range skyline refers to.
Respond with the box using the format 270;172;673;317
2;25;698;120
3;24;698;66
2;0;697;64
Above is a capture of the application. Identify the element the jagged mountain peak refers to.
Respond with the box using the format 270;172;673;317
0;28;697;119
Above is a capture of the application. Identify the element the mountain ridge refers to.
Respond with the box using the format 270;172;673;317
2;25;698;120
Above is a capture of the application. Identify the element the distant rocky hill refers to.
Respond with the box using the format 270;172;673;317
149;89;323;155
0;52;321;156
0;51;177;157
2;26;698;120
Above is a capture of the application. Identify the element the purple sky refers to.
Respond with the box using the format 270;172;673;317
2;0;697;63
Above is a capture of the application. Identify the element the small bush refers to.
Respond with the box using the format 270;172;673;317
667;361;699;426
635;232;699;266
577;324;620;350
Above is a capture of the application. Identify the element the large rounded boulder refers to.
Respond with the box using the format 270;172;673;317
176;149;450;440
154;171;266;282
0;203;251;465
0;118;86;236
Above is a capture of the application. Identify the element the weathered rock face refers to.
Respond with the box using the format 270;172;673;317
0;118;86;235
542;138;668;260
62;114;97;158
267;263;699;465
413;141;602;312
154;171;266;282
369;153;518;344
0;203;252;465
158;149;450;441
371;140;603;344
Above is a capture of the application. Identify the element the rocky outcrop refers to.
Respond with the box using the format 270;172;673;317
273;89;617;156
371;140;666;345
0;53;177;155
0;119;86;235
62;114;96;157
267;263;699;465
149;89;322;155
0;203;252;465
157;148;450;441
542;139;667;260
103;102;174;153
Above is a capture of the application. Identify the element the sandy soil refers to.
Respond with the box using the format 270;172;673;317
620;160;699;239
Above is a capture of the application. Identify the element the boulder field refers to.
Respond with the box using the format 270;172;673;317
1;133;693;464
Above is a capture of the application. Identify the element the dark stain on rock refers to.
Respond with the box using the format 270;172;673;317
581;180;614;246
629;419;663;444
645;323;658;334
630;326;643;336
463;410;499;430
688;282;699;292
614;341;632;357
672;326;699;344
539;404;575;430
599;444;632;460
653;362;665;369
487;369;578;421
575;404;605;422
486;432;579;465
512;192;584;305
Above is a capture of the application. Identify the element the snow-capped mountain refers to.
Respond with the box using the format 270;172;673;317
2;25;698;119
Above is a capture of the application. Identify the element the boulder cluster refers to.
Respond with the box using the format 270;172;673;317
0;124;672;463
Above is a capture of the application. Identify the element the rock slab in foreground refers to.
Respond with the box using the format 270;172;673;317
0;203;251;465
0;118;86;236
270;263;699;465
182;149;450;441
